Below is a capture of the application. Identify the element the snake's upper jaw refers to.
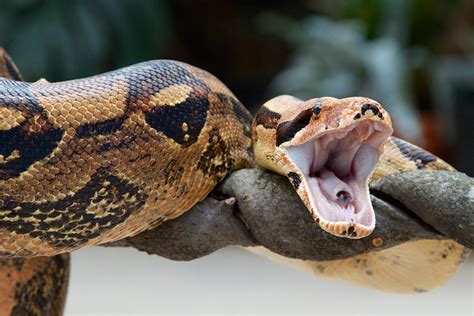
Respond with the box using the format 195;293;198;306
281;119;392;238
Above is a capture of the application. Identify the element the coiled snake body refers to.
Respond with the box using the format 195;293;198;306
0;49;469;314
0;58;253;257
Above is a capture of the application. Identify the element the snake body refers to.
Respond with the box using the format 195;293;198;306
0;49;69;316
0;48;469;313
0;58;253;257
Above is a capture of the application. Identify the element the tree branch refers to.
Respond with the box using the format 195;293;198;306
103;169;473;260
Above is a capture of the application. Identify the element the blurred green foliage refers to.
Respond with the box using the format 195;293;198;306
307;0;470;52
0;0;170;81
255;0;473;142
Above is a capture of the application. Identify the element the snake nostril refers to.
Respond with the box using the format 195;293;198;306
336;190;352;204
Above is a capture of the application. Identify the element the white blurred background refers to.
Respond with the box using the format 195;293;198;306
65;246;473;315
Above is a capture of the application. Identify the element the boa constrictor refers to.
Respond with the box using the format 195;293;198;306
0;48;469;315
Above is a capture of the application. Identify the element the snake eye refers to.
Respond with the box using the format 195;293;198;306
312;103;323;116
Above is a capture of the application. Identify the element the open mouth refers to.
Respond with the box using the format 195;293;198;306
283;119;391;236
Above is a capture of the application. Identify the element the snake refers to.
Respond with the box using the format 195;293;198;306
0;48;469;314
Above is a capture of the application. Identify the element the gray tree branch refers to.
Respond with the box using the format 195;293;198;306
104;169;473;261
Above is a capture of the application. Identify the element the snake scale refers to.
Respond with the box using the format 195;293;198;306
0;48;469;314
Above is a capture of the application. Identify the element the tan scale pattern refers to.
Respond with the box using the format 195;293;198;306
0;59;253;257
371;137;456;182
33;74;129;129
0;255;69;316
251;240;469;293
0;107;25;131
0;48;70;316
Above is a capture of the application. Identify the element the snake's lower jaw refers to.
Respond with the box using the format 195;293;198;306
282;119;392;238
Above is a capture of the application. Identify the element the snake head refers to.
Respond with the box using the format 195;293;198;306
252;96;393;238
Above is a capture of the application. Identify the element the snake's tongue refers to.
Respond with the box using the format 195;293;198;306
285;121;386;238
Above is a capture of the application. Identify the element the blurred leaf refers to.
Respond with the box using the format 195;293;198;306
0;0;171;81
257;13;424;141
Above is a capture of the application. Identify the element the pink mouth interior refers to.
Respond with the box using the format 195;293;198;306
285;120;389;227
